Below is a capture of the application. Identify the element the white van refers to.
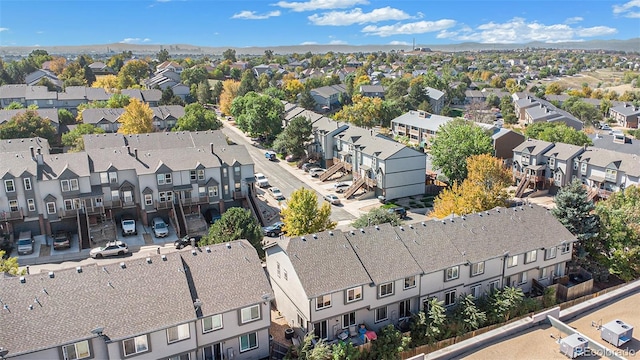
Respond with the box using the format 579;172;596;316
17;231;34;255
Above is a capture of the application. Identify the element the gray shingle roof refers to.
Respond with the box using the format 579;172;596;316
40;152;91;179
181;240;273;316
513;138;554;156
577;147;640;177
0;109;60;125
543;142;584;161
285;230;372;298
0;252;195;356
0;84;28;98
0;137;49;154
346;223;422;284
391;110;453;132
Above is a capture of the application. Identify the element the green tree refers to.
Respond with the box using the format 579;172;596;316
200;207;264;257
212;81;224;104
488;286;524;322
455;294;487;334
331;341;361;360
263;87;286;100
594;185;640;281
271;115;311;158
299;89;316;110
181;66;208;86
351;207;401;228
499;95;518;124
5;101;24;109
230;92;283;137
196;81;213;104
117;59;149;88
368;325;410;360
174;103;222;131
61;123;105;151
0;110;56;141
223;48;237;62
57;109;75;125
106;93;131;108
430;119;493;184
157;48;170;63
0;250;24;275
410;298;447;347
159;87;185;106
524;122;592;147
280;188;336;237
551;179;600;258
117;98;153;134
238;70;257;96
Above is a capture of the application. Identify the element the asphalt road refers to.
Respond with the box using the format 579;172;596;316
221;126;356;225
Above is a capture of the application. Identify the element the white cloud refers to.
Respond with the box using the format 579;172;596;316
36;31;44;34
231;10;281;19
308;7;411;26
143;38;151;42
300;41;318;45
329;40;347;44
389;40;410;45
564;16;583;24
613;0;640;17
0;28;8;32
120;38;151;44
438;17;617;43
274;0;368;12
362;19;456;37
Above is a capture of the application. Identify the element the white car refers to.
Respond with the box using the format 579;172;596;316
324;194;341;205
268;187;285;201
333;182;350;193
309;168;326;177
90;241;129;259
255;173;270;188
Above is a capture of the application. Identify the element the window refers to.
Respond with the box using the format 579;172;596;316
23;178;32;190
190;170;197;181
9;200;18;212
167;323;190;343
224;185;229;195
520;271;528;285
27;199;35;211
554;171;562;182
605;168;617;181
539;267;549;280
488;281;499;293
276;262;281;278
241;304;260;323
314;321;328;340
507;255;518;268
197;169;205;180
47;202;56;214
123;190;133;203
208;186;218;197
234;166;240;177
404;276;416;289
283;270;288;281
573;161;578;170
61;180;70;192
157;173;172;185
100;172;109;184
68;179;79;191
123;335;148;357
399;299;411;318
560;243;570;254
168;355;190;360
159;191;173;202
4;179;15;192
342;312;356;329
471;262;485;276
111;190;119;200
109;172;117;183
239;332;258;352
144;194;153;206
445;266;459;281
545;247;557;260
444;290;456;306
62;340;90;360
198;186;206;196
525;250;537;264
375;306;388;322
470;285;482;299
580;163;587;173
346;286;362;302
203;314;223;333
316;295;331;310
378;282;394;297
549;157;555;168
64;199;74;211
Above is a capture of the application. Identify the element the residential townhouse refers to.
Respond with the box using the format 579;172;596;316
121;89;162;107
156;60;184;74
0;130;255;244
24;69;63;90
0;240;273;360
359;85;385;99
81;105;185;132
265;204;575;342
88;62;116;77
57;86;111;114
609;103;640;128
309;84;347;112
524;103;584;130
425;86;445;115
513;138;640;199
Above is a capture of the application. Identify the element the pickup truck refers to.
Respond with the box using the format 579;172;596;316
121;215;137;236
255;173;270;188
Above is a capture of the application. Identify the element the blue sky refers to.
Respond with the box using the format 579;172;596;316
0;0;639;47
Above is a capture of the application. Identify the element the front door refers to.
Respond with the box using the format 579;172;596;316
203;343;222;360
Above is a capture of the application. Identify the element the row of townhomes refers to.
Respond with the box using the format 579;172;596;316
512;94;584;130
282;102;427;201
0;130;255;248
1;240;274;360
81;105;185;132
512;137;640;199
265;204;576;342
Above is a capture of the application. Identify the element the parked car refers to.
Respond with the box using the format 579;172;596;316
268;187;285;201
302;163;321;172
265;151;277;161
263;222;285;237
387;207;408;219
324;194;341;205
255;173;270;188
333;182;350;193
17;231;34;255
151;217;169;238
120;215;137;236
601;124;612;131
309;168;326;177
204;208;221;224
285;154;300;162
174;235;203;249
90;241;128;259
52;230;71;250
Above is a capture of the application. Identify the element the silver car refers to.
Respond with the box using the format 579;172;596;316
151;217;169;238
90;241;129;259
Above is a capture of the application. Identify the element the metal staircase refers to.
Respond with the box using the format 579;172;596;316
343;177;365;199
514;173;530;198
319;162;345;181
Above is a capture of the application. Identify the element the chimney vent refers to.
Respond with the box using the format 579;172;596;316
329;231;334;236
134;148;138;159
48;271;54;278
29;146;35;161
20;276;25;283
360;228;365;233
119;262;126;269
226;243;231;249
161;255;167;261
206;247;211;253
76;266;82;273
146;257;152;264
191;249;197;256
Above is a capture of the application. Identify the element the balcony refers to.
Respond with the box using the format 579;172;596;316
59;207;80;219
85;204;105;215
182;196;209;206
513;171;545;183
1;208;24;221
104;199;122;209
155;200;173;210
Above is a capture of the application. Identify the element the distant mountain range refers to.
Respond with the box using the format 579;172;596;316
1;38;638;57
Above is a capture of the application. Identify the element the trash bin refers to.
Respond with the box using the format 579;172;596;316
285;328;295;340
191;238;196;248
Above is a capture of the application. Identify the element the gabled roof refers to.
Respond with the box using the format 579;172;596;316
391;110;453;132
0;109;60;125
543;142;584;161
512;138;554;156
39;152;91;180
576;147;640;177
426;86;445;100
310;84;347;98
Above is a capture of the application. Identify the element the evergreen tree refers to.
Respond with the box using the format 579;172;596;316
551;179;600;258
299;89;316;110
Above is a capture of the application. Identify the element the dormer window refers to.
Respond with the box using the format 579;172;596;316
4;179;15;192
157;173;172;185
548;157;555;168
61;179;79;192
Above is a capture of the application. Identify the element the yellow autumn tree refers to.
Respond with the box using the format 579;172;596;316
431;154;512;218
282;74;304;102
117;98;153;134
92;75;118;93
219;80;240;115
49;57;67;75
